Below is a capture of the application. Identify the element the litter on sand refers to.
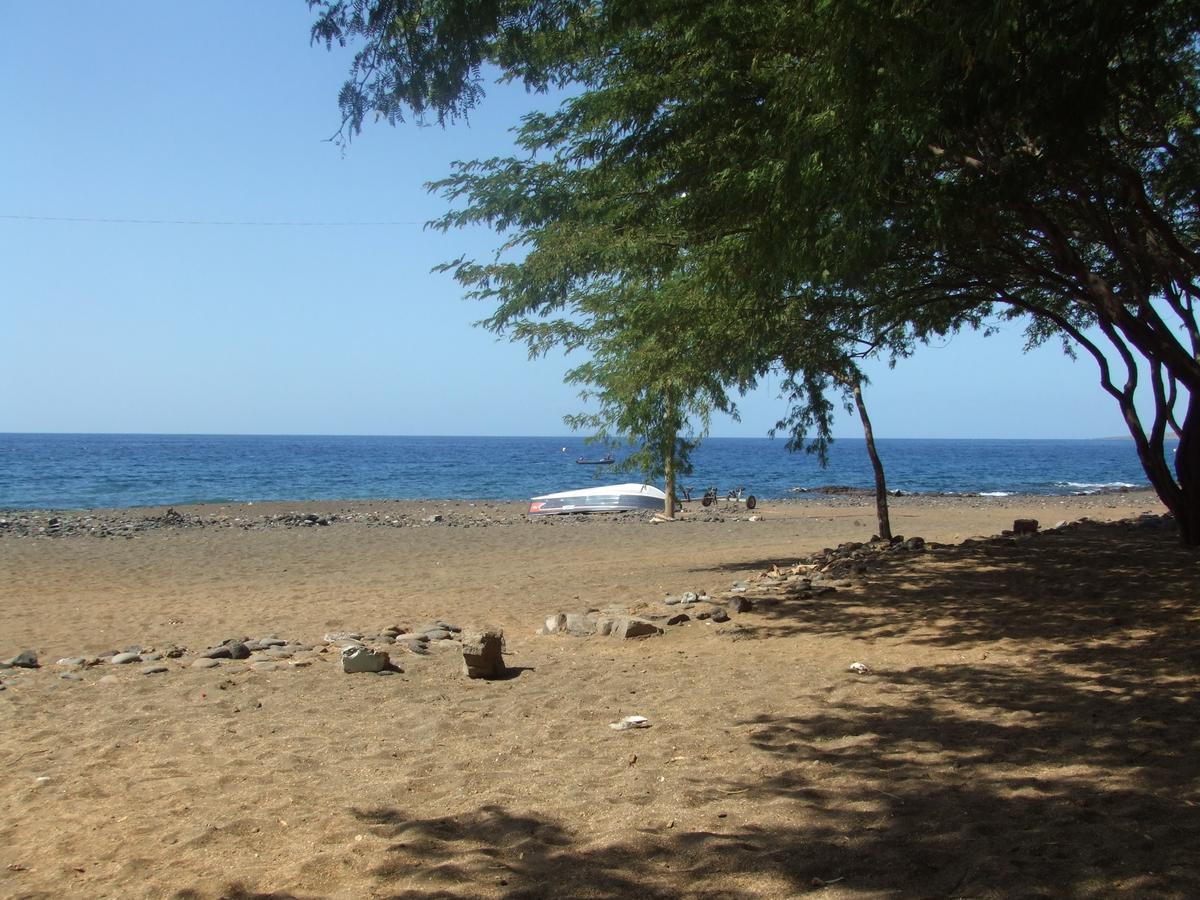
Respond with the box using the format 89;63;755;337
609;715;650;730
847;662;871;674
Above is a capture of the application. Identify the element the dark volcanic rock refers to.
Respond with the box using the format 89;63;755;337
9;649;39;669
728;597;753;614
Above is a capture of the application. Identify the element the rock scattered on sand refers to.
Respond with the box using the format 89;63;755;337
416;621;461;637
192;658;221;669
461;627;506;679
393;635;430;653
141;665;169;675
201;641;251;660
7;650;40;669
341;646;389;674
542;613;600;637
543;613;605;637
611;617;663;640
110;652;141;665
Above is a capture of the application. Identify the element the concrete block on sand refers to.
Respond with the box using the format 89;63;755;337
611;617;663;639
341;646;389;674
461;627;506;679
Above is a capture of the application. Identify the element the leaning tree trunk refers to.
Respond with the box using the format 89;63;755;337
1003;289;1199;545
1169;394;1200;545
1119;395;1197;545
851;380;892;540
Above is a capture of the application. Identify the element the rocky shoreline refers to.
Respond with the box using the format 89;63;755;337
0;487;1163;539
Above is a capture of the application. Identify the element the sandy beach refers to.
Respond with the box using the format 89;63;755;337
2;489;1198;899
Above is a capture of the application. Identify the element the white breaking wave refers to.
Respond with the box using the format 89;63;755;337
1055;481;1140;494
979;491;1012;497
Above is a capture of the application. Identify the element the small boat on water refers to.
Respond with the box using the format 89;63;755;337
528;482;665;516
576;453;615;465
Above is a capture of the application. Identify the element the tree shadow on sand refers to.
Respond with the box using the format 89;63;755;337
194;520;1199;898
741;518;1199;672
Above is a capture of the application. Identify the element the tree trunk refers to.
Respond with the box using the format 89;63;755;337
851;380;891;540
663;435;677;519
1007;293;1197;545
1105;361;1196;546
1120;397;1196;544
1170;394;1199;545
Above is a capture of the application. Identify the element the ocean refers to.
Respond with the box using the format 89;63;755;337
0;433;1163;510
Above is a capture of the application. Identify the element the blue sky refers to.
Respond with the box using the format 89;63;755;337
2;2;1134;439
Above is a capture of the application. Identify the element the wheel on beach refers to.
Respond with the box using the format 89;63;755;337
746;495;757;510
701;495;713;507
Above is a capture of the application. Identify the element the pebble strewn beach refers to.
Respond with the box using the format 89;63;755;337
3;490;1196;899
0;486;1159;537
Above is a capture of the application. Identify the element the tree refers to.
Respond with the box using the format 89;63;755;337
310;1;934;537
774;366;893;541
312;0;1200;542
754;0;1199;541
536;275;737;519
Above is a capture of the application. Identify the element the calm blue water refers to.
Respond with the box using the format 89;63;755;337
0;434;1165;510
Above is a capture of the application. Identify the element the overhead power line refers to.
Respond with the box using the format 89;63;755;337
0;213;426;227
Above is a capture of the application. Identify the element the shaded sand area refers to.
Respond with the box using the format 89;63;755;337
2;490;1198;898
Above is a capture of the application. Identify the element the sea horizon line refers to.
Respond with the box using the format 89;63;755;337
0;431;1157;442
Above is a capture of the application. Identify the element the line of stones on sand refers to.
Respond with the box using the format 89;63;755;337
0;620;475;685
537;515;1181;646
794;512;1174;582
542;589;760;641
658;514;1182;635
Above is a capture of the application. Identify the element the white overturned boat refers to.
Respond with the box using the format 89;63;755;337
528;482;666;516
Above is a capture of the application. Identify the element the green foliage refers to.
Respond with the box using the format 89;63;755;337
315;0;1200;540
559;276;737;486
